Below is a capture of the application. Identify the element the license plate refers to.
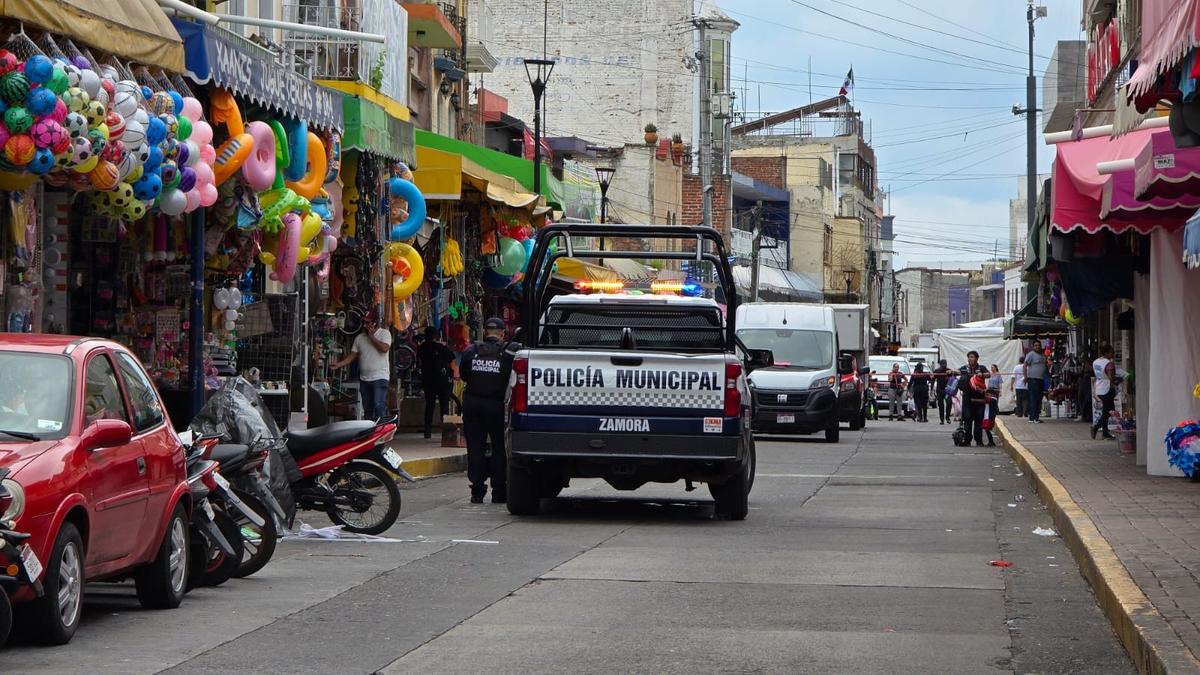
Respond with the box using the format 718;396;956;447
213;472;231;491
381;448;402;469
19;543;42;582
776;414;795;424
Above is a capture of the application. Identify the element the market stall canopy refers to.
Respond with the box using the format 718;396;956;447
731;263;822;302
416;129;565;209
414;141;541;208
1005;298;1070;339
554;258;620;283
3;0;184;72
1133;129;1200;201
603;258;655;281
172;18;342;131
341;94;414;165
1126;0;1200;100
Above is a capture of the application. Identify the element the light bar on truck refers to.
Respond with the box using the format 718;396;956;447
573;279;703;296
573;280;626;292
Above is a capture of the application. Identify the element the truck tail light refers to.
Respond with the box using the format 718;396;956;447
724;361;742;417
512;356;529;413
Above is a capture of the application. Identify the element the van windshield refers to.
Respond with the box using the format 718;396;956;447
738;329;833;369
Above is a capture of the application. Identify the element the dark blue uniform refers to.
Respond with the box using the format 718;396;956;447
460;337;516;502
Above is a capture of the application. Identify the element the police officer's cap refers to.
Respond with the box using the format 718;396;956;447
484;317;505;330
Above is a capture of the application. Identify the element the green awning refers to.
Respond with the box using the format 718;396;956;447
415;129;564;209
342;95;416;165
1005;297;1070;339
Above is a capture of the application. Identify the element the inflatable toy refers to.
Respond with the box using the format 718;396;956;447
241;120;276;191
284;131;326;199
387;177;425;241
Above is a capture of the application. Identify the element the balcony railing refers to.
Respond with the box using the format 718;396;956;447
283;3;368;83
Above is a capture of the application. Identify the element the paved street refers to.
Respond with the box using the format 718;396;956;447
8;421;1132;674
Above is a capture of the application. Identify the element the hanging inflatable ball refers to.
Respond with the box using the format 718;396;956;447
110;181;134;209
125;199;147;222
26;88;57;117
50;130;70;156
0;51;18;77
175;115;191;142
1;73;29;106
45;67;68;96
23;55;53;85
174;140;190;166
78;69;101;99
3;107;31;134
145;116;167;146
27;147;55;174
65;112;88;139
147;91;174;116
48;98;67;124
67;135;93;165
4;134;35;166
116;151;139;181
134;143;152;166
143;145;163;172
160;161;180;190
72;152;98;174
101;139;126;163
83;100;107;128
177;166;196;193
113;89;139;119
89;160;119;190
30;118;65;150
62;86;89;113
105;111;125;140
122;118;145;147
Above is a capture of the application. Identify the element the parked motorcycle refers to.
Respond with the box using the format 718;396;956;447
0;470;40;647
202;439;280;578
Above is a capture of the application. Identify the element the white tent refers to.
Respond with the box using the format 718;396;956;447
958;317;1007;329
934;324;1023;412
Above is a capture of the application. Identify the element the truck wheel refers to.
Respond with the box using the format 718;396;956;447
710;445;752;520
825;424;841;443
849;414;862;431
506;464;541;516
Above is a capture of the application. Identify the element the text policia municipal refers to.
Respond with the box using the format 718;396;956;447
530;367;721;390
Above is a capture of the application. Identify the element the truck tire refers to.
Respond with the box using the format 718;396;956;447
825;424;841;443
710;444;753;520
506;464;541;516
849;413;862;431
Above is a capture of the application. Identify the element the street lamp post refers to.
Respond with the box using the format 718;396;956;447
524;58;555;196
595;166;615;259
843;270;854;300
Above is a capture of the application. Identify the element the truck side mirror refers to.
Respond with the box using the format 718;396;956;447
744;348;774;371
838;354;854;375
858;366;870;376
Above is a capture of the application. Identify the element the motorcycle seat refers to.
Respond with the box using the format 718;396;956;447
210;443;251;469
286;420;378;460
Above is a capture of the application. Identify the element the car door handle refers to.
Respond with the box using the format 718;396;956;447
136;457;147;476
610;356;643;366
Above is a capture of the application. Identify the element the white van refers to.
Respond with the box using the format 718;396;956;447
735;303;851;442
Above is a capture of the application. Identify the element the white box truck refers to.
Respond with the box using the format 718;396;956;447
827;304;871;430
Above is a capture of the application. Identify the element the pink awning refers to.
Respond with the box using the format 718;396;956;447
1127;0;1200;99
1133;128;1200;201
1053;127;1190;235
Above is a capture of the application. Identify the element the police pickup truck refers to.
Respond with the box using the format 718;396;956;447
506;224;771;520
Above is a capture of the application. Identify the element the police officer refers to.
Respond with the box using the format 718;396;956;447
460;317;518;503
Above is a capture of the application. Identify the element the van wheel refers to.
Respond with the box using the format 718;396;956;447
507;464;540;516
825;424;841;443
710;444;752;520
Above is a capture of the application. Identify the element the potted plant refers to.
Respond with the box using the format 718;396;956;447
644;123;658;145
671;132;684;157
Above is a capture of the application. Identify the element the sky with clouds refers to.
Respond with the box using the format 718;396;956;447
720;0;1085;270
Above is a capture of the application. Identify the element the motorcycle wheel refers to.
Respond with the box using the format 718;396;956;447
230;489;278;579
326;460;402;536
200;511;244;588
0;588;10;647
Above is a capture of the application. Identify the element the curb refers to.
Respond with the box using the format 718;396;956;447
399;451;467;479
996;418;1200;675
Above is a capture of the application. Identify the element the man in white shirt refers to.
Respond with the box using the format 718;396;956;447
1091;344;1125;440
1010;356;1027;418
333;311;394;420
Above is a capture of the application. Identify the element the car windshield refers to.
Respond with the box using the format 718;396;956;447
0;351;73;441
870;358;911;375
737;329;833;369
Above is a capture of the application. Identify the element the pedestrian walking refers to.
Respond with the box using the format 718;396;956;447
1023;339;1048;423
985;364;1003;446
933;359;950;424
888;363;907;420
418;326;455;439
460;317;519;504
958;351;989;446
331;310;393;420
1091;344;1126;440
1010;355;1027;419
909;362;931;422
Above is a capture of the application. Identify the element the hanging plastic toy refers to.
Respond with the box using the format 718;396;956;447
388;241;424;301
387;176;425;241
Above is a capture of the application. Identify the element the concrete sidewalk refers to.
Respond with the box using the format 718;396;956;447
996;417;1200;674
386;432;467;478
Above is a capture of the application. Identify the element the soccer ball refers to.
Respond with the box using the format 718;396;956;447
30;118;65;150
65;112;88;139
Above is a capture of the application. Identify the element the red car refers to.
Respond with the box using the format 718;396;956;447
0;335;190;645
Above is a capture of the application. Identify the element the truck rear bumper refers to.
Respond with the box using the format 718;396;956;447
510;431;741;462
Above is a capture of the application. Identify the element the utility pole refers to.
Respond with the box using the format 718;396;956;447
695;17;713;230
750;200;763;302
1024;3;1045;246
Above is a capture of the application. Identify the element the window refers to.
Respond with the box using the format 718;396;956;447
115;353;165;432
0;352;72;438
84;356;129;427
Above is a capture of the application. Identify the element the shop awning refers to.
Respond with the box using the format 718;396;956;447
172;18;342;131
603;258;655;281
1133;129;1200;201
1005;298;1070;339
341;94;414;165
1126;0;1200;99
416;129;564;209
413;144;540;209
732;264;823;302
2;0;184;72
554;258;620;283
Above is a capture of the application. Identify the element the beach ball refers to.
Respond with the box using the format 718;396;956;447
175;115;192;143
65;112;87;139
143;145;163;171
48;98;67;123
133;172;162;201
145;116;166;145
168;91;183;115
101;139;126;163
159;187;186;216
180;97;203;122
62;86;89;113
0;73;29;105
148;91;173;116
89;161;119;190
177;165;196;192
25;87;57;117
3;107;31;134
4;134;35;166
78;69;101;99
45;67;68;96
23;55;53;85
30;118;65;150
27;147;55;174
106;111;125;140
83;100;106;128
0;51;18;76
174;140;190;166
160;161;179;189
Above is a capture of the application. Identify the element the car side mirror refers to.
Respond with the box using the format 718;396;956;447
744;348;774;371
838;354;854;375
79;419;133;452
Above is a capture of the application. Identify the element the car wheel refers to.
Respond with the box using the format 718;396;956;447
506;463;540;516
825;424;841;443
135;504;189;610
29;523;84;644
710;443;752;520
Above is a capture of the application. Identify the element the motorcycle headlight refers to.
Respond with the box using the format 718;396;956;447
1;478;25;526
839;380;857;393
809;376;836;390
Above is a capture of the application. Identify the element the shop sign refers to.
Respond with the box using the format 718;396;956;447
1087;19;1122;105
